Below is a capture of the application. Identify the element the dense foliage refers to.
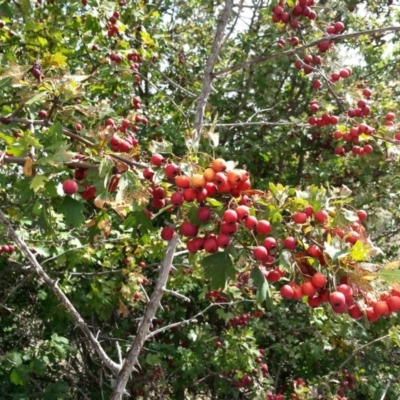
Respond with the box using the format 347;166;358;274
1;0;400;399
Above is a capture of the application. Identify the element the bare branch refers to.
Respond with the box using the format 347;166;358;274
193;0;235;141
338;334;389;371
0;209;121;376
214;26;400;77
110;234;180;400
163;288;190;302
146;299;255;340
202;121;309;128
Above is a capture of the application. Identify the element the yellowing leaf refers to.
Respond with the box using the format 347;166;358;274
23;157;33;177
349;240;370;262
43;52;68;69
30;175;48;192
383;260;400;270
118;300;130;318
140;31;154;47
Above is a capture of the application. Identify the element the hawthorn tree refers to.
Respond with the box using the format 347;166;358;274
1;0;400;399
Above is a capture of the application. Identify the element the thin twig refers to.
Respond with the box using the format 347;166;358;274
338;334;389;371
214;26;400;77
163;288;190;302
110;234;180;400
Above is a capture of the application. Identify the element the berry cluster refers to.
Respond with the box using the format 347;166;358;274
271;0;317;27
0;244;16;254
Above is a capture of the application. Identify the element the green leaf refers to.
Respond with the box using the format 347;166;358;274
145;353;161;366
202;252;234;290
10;369;27;386
51;333;69;344
25;91;48;105
30;175;49;192
58;196;85;227
380;269;400;284
324;242;349;261
250;266;269;303
148;139;172;154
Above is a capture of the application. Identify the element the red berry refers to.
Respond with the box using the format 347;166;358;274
197;207;212;222
330;291;346;307
284;237;297;250
223;209;238;223
280;285;294;299
257;220;271;235
253;246;268;261
151;153;165;166
180;222;198;238
311;272;327;288
302;281;317;297
293;212;308;224
263;237;277;250
62;179;78;195
315;209;328;224
244;216;258;230
161;227;175;241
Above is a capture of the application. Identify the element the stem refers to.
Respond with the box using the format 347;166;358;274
193;0;234;141
110;234;180;400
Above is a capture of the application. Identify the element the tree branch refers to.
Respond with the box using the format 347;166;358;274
213;26;400;77
110;234;180;400
0;209;121;376
193;0;234;141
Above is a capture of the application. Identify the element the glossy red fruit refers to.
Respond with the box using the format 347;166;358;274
204;237;218;253
266;269;281;283
197;207;212;222
348;304;363;319
164;163;180;180
74;168;87;180
293;212;308;224
223;209;238;223
301;281;317;297
330;291;346;307
337;284;353;297
311;272;327;288
161;227;175;241
244;216;258;230
143;168;154;181
253;246;268;260
38;109;48;119
180;222;198;238
280;285;294;299
283;237;297;250
151;153;164;166
170;192;184;207
62;179;78;195
183;188;197;202
308;295;322;308
263;237;277;250
236;205;250;220
357;210;367;221
373;300;390;316
78;183;94;200
257;220;271;235
307;245;322;258
216;234;230;248
366;307;379;322
387;296;400;312
315;209;328;224
175;175;191;189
